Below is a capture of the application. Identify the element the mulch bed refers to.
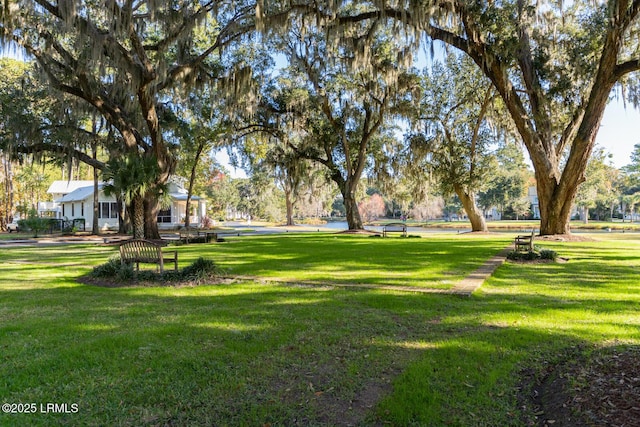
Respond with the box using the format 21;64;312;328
507;257;569;264
536;234;595;242
77;274;236;288
520;346;640;426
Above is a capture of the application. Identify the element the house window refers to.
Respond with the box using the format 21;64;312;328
157;207;172;223
62;205;65;217
71;203;75;217
98;202;119;219
99;202;108;219
81;202;84;216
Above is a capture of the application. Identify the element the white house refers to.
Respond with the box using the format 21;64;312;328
527;186;540;219
49;178;206;231
38;180;95;218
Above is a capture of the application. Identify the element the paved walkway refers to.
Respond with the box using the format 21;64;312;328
232;245;512;296
449;246;511;296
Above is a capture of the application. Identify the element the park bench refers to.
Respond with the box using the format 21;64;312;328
179;229;218;244
514;229;535;252
383;222;407;238
103;236;131;245
119;239;178;272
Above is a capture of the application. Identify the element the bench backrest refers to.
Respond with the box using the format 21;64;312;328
384;223;406;231
120;239;162;262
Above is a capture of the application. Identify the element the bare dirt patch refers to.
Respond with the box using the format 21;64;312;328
336;229;382;236
536;234;595;242
520;346;640;426
77;274;236;288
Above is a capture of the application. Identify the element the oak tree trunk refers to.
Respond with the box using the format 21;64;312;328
582;206;589;224
143;193;161;240
92;144;100;235
342;180;363;230
534;158;581;236
117;198;129;234
285;187;294;226
454;185;488;232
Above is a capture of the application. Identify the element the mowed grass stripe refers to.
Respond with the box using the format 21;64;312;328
0;233;638;425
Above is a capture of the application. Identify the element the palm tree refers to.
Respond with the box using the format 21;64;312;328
103;155;167;239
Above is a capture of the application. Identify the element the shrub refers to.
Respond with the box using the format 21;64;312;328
116;263;136;282
181;257;224;281
90;256;223;284
17;209;51;237
91;257;123;277
507;250;539;261
539;249;558;261
507;248;559;262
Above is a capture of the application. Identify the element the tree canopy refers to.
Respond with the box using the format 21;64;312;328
2;1;640;234
1;0;257;237
261;0;640;234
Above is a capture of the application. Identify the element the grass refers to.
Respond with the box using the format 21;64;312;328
403;219;640;231
179;233;511;289
0;233;639;425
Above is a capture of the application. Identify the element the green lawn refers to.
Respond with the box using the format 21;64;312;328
0;233;639;426
179;233;511;289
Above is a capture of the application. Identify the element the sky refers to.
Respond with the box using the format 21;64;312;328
595;100;640;168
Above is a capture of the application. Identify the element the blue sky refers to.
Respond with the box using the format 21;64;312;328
596;100;640;168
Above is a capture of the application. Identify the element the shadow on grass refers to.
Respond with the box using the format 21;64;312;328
1;235;639;425
2;277;640;425
175;234;512;288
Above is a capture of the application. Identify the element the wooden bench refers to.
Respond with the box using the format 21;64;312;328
179;230;218;244
383;222;407;238
514;230;535;252
119;239;178;272
103;236;131;245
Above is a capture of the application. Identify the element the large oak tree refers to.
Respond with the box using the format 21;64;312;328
408;55;500;232
263;0;640;235
257;18;417;230
1;0;255;238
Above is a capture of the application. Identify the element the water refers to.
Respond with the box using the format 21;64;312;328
319;221;462;234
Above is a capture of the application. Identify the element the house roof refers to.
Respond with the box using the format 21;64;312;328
54;182;202;203
56;184;103;203
47;180;95;195
169;192;202;201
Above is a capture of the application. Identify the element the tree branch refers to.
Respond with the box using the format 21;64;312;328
614;58;640;80
12;142;106;170
157;6;255;93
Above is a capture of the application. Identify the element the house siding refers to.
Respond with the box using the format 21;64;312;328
54;179;206;231
60;194;120;231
